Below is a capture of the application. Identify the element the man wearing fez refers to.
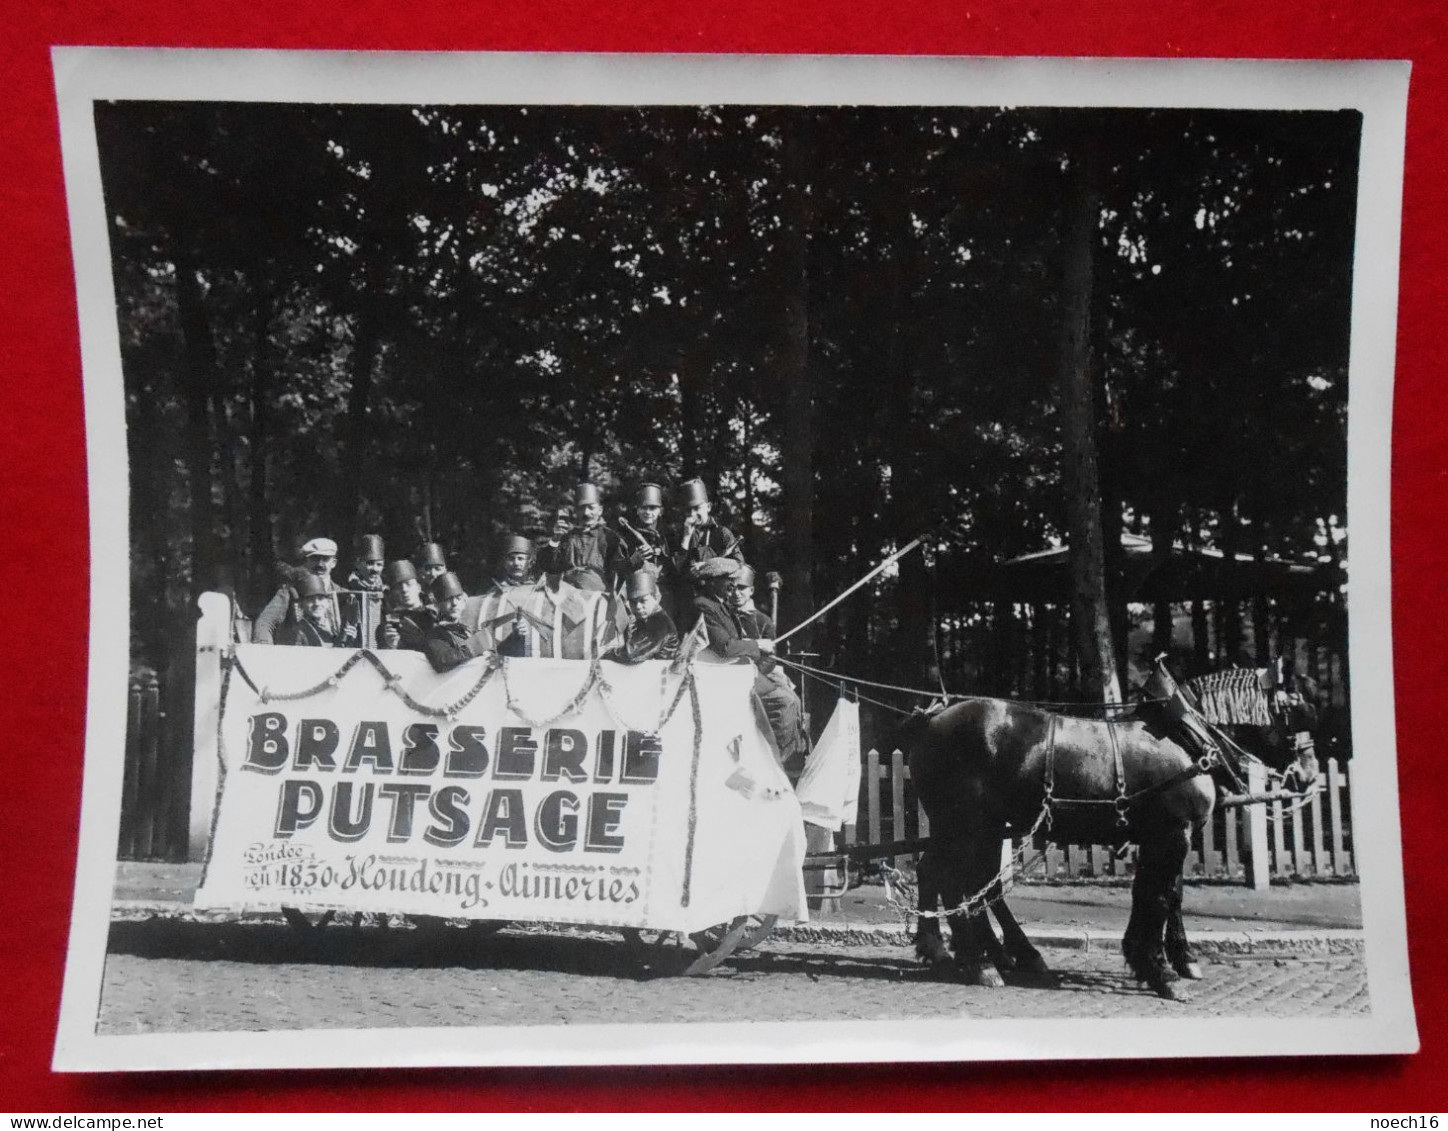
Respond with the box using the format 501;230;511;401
415;542;449;586
421;572;493;673
278;573;346;647
671;478;744;607
693;557;808;775
614;482;678;607
538;482;624;593
376;559;435;651
344;533;386;645
604;569;680;664
253;537;356;645
462;534;541;657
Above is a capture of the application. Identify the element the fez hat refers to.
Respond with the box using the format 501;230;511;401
417;542;447;568
573;482;603;506
355;533;385;561
299;537;338;559
430;571;466;602
625;569;659;599
383;559;418;587
735;564;756;586
499;534;534;559
676;478;710;507
294;572;331;599
693;556;739;581
633;482;664;507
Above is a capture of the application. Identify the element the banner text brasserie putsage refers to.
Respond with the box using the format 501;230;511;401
243;713;659;853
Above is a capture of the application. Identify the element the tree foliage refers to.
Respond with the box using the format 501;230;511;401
99;101;1358;702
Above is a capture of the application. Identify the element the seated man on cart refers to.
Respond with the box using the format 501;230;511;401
604;569;680;664
376;558;434;651
692;557;808;777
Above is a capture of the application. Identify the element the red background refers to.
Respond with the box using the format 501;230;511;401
1;0;1443;1112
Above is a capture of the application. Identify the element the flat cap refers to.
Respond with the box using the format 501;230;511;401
693;556;740;580
299;537;339;558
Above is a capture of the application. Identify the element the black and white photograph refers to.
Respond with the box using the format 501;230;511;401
51;51;1414;1070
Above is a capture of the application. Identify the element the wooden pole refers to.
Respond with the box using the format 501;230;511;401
1245;759;1270;890
188;592;232;862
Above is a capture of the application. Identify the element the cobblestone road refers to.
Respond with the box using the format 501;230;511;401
96;918;1370;1034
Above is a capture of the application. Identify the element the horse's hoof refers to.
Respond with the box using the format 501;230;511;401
916;942;953;969
1172;960;1204;981
959;962;1006;988
1014;950;1051;977
1153;979;1192;1002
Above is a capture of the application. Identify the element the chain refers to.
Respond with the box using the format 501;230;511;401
878;803;1053;925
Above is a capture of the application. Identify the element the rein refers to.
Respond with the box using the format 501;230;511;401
772;654;1159;714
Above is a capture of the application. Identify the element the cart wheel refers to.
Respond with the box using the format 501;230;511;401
682;916;751;976
734;914;778;952
280;907;335;931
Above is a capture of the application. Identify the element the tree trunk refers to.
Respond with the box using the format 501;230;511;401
334;303;381;557
1150;500;1177;661
129;370;173;669
1056;144;1122;704
741;399;757;550
677;348;705;478
172;248;221;598
778;116;816;641
248;297;276;603
1250;504;1272;662
1219;499;1245;663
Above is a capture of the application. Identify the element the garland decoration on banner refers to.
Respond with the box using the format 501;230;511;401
199;651;238;890
226;647;499;720
594;662;692;735
679;669;704;909
502;657;601;728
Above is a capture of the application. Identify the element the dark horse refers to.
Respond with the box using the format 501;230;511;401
899;661;1319;1000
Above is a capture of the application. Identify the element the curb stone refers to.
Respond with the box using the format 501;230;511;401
772;921;1364;956
110;901;1363;955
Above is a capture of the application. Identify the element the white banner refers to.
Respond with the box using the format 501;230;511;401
794;696;862;832
194;646;807;933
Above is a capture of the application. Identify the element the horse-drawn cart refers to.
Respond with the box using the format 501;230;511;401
189;609;809;975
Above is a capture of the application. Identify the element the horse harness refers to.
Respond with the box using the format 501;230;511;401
1038;709;1239;835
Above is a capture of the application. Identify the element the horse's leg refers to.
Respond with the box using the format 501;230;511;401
991;889;1050;978
1163;872;1203;980
1124;824;1192;1002
947;833;1006;988
913;846;953;969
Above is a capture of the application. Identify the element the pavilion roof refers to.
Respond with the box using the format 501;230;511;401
979;532;1334;603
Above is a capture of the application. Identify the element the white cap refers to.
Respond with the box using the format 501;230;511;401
299;537;339;558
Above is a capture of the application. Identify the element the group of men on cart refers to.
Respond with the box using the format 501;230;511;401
247;478;809;774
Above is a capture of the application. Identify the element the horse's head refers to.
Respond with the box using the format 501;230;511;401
1184;661;1320;789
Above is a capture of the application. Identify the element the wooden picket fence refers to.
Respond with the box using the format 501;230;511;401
119;671;193;861
845;748;1357;886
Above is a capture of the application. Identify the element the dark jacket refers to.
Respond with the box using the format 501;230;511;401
671;522;744;580
278;617;344;648
254;571;358;646
694;594;774;671
376;606;436;652
604;608;680;664
422;620;490;673
538;525;625;591
613;519;672;573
